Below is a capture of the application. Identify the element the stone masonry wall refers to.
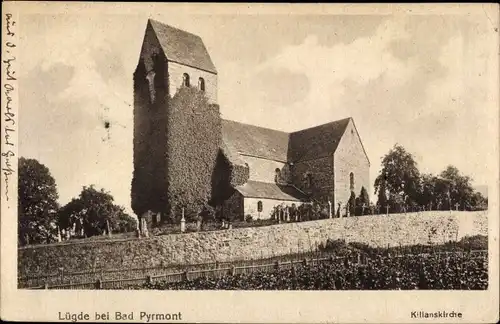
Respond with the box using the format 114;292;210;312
243;197;304;220
168;61;217;104
334;119;370;208
18;211;487;276
241;155;287;183
292;156;333;203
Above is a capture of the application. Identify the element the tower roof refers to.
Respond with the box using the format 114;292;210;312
148;19;217;74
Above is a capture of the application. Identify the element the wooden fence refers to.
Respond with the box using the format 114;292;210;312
22;250;487;290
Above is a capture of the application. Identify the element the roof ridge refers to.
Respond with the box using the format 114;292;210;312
146;19;217;74
290;117;352;135
222;119;290;135
148;18;202;40
222;117;353;135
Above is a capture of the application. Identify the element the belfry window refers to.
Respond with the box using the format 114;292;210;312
198;77;205;91
183;73;190;87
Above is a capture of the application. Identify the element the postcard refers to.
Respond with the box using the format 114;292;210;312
1;2;499;323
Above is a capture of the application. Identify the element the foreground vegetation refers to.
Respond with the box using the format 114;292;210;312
138;236;487;290
142;253;487;290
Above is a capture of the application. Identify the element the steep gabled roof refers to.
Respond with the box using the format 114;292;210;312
235;180;308;202
148;19;217;74
288;117;351;162
221;119;289;162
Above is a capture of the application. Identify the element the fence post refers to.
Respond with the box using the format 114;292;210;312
183;271;189;281
230;265;236;276
274;260;280;270
95;279;102;289
303;259;308;267
146;275;152;285
357;252;361;265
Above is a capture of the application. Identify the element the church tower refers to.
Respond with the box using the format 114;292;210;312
131;19;218;228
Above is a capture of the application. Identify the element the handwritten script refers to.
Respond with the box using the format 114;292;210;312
2;13;17;203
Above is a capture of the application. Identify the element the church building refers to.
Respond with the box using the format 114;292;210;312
132;19;370;223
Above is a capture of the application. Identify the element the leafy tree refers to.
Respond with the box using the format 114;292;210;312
376;180;388;211
470;192;488;211
113;208;138;233
439;165;475;210
418;173;436;208
417;173;449;210
388;192;405;213
355;186;370;215
59;185;134;238
374;144;420;207
57;198;84;232
348;191;356;216
18;157;60;245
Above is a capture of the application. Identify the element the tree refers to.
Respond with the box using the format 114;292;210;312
348;191;356;216
374;144;420;208
376;180;388;211
418;173;436;208
59;185;134;238
113;208;138;233
439;165;475;210
18;157;60;245
57;198;85;236
470;192;488;211
356;186;370;215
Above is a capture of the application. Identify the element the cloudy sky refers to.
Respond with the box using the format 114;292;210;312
19;4;499;214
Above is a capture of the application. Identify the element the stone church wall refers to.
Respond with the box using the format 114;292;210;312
291;156;333;203
167;61;217;104
241;155;287;183
18;211;488;277
334;120;370;207
243;197;304;220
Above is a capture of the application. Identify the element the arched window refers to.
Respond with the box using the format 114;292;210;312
305;172;313;189
257;201;263;213
146;71;156;104
182;73;190;87
350;172;355;192
274;168;281;183
198;77;205;91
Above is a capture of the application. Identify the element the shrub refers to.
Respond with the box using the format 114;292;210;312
245;214;253;222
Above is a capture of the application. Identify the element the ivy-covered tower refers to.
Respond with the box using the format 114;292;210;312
131;19;219;230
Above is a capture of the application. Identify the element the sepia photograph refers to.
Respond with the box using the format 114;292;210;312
1;2;499;323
